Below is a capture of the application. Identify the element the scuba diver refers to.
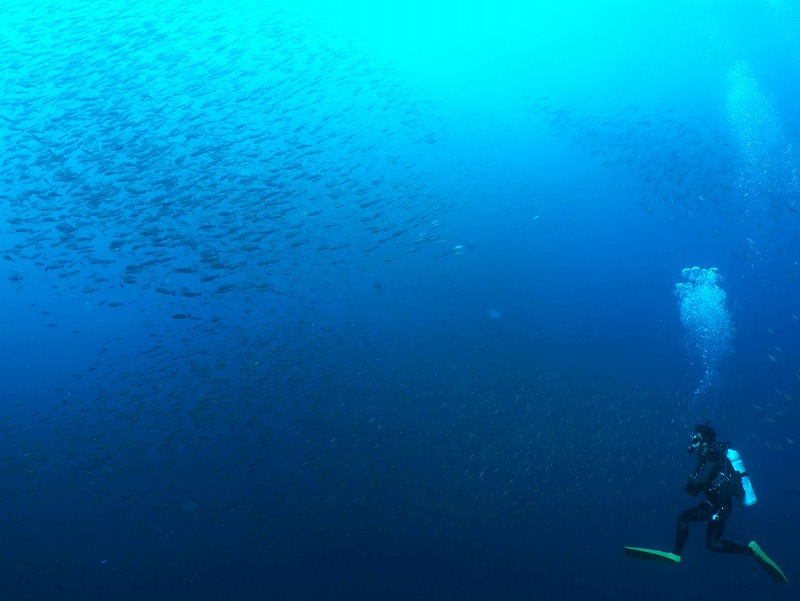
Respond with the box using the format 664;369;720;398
624;423;788;584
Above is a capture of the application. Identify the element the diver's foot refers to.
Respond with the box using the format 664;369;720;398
749;541;788;584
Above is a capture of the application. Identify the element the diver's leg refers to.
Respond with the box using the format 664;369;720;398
705;504;752;554
673;502;712;556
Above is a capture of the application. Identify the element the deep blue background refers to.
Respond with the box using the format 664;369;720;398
1;0;799;599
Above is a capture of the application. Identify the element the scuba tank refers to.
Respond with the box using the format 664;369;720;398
727;448;757;506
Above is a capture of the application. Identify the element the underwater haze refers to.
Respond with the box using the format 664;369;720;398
1;0;799;599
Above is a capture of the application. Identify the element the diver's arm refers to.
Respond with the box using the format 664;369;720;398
684;462;703;495
686;450;723;494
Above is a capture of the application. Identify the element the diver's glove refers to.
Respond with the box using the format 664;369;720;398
684;480;697;496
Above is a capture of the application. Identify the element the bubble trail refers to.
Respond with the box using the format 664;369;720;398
674;266;734;420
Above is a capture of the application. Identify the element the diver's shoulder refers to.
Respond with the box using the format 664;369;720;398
707;443;728;459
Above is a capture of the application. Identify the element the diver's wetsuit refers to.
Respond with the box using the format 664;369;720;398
673;442;754;556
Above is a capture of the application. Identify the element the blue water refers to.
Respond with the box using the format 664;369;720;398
1;0;798;599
